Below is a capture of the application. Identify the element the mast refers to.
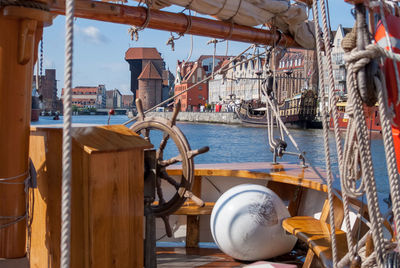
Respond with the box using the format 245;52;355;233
49;0;301;48
0;1;51;258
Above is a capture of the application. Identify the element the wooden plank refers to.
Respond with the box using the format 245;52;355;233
186;176;202;248
49;0;300;48
173;202;214;216
168;162;328;193
303;249;315;268
89;150;144;268
288;186;304;217
320;196;344;228
282;216;348;268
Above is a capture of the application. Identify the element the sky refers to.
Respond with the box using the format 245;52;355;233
42;1;355;96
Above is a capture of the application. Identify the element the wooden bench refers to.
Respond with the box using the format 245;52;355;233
282;216;348;268
282;197;347;268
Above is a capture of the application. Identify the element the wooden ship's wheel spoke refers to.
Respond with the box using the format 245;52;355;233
130;98;208;236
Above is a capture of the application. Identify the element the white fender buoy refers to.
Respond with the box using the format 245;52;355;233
210;184;297;261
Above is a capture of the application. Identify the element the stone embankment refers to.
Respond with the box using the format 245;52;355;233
145;111;241;124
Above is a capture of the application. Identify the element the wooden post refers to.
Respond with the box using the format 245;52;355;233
0;4;50;258
186;176;202;248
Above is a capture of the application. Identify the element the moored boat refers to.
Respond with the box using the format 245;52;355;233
329;102;382;133
235;89;322;129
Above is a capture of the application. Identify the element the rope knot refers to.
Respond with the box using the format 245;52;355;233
128;26;140;41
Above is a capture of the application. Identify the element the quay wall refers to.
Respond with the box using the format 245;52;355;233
145;112;241;124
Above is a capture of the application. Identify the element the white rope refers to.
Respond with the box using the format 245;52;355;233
61;0;75;265
375;71;400;246
345;50;386;266
312;1;339;265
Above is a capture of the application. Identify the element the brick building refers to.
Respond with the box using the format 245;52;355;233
62;85;106;109
33;69;60;111
275;48;318;104
106;89;122;108
125;47;173;110
175;55;230;111
122;94;134;108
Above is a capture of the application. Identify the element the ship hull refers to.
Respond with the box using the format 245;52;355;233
329;105;381;133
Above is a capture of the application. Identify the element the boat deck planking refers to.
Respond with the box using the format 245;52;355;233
156;247;302;267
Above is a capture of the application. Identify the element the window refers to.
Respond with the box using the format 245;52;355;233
199;85;202;90
199;95;203;100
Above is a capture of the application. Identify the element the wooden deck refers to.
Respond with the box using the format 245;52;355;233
157;247;301;267
157;247;245;267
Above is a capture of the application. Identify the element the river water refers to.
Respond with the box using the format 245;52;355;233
32;114;390;211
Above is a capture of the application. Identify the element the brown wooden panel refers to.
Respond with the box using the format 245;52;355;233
29;126;147;268
89;151;144;268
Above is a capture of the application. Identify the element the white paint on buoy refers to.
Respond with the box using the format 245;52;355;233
210;184;297;261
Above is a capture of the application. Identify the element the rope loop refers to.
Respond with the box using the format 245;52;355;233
128;1;152;41
165;9;192;51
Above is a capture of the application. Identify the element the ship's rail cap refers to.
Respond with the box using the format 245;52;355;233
168;162;328;192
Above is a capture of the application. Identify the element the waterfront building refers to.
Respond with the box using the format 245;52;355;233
330;24;351;97
106;89;122;109
33;68;61;112
62;85;106;109
122;94;134;108
175;55;230;111
320;24;352;109
125;47;173;110
208;49;317;106
208;56;264;104
275;49;318;104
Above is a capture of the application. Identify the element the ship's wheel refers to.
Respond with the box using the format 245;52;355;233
130;99;208;235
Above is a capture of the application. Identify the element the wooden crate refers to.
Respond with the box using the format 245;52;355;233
29;125;152;268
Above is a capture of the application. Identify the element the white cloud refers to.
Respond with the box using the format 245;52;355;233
43;58;55;69
77;26;109;44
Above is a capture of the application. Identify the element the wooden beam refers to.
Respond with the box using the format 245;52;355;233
186;176;201;248
50;0;300;47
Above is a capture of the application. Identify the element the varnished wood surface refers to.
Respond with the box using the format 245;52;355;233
0;11;43;258
157;247;300;267
168;162;327;193
282;216;348;268
49;0;299;48
31;124;153;153
29;126;150;267
157;247;247;267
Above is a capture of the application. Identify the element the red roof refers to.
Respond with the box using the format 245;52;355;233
125;47;162;60
138;62;162;80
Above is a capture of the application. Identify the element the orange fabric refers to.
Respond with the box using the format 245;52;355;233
375;15;400;127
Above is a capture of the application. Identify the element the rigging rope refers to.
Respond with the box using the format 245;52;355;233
312;0;340;265
61;0;75;265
